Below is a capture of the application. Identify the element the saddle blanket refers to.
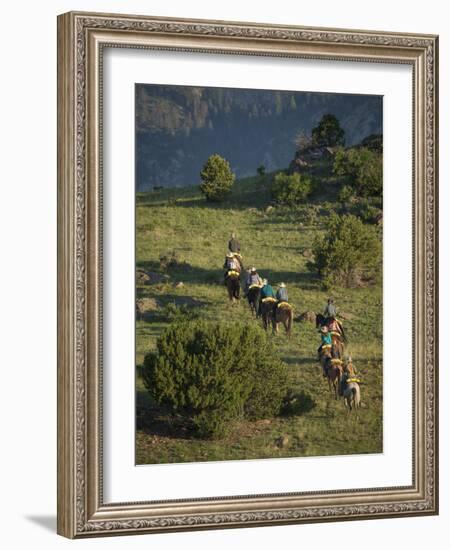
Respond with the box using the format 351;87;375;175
248;284;262;290
227;270;240;278
261;297;276;303
277;302;292;310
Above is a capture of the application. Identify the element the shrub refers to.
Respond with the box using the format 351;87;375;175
357;199;383;225
256;164;266;177
142;321;289;438
312;213;382;288
199;154;235;202
338;184;356;206
311;114;345;147
271;171;313;205
333;147;382;197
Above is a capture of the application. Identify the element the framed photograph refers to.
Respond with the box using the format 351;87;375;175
57;11;439;538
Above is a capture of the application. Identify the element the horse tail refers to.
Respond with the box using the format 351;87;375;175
353;385;361;408
287;309;293;337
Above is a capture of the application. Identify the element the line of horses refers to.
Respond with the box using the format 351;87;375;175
225;268;293;338
224;260;361;412
316;316;361;411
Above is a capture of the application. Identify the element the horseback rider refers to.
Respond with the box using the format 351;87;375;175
258;278;276;316
276;282;289;304
318;325;332;354
228;232;241;254
245;267;263;295
228;233;244;270
339;357;361;396
223;251;241;284
324;298;337;323
318;326;332;376
260;278;275;300
324;297;344;339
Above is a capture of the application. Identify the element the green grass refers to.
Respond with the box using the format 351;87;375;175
135;173;382;464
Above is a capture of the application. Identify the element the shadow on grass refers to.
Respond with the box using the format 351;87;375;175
137;260;222;285
137;184;272;212
281;390;316;417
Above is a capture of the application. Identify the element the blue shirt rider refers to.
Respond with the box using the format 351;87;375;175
276;282;288;303
260;279;276;299
258;278;276;317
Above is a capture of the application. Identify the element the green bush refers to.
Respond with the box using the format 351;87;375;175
333;147;382;197
357;199;382;225
142;321;289;438
271;171;313;205
312;213;382;288
199;154;235;202
338;184;356;206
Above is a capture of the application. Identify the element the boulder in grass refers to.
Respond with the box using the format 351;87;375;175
275;435;290;449
136;269;151;285
136;298;160;320
297;311;316;323
136;268;169;285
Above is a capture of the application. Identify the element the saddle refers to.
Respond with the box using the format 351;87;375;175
227;270;240;278
330;358;343;367
277;302;292;310
248;283;262;290
261;297;276;303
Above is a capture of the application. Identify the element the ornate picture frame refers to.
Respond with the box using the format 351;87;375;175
57;11;438;538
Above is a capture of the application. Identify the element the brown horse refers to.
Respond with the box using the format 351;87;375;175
225;271;240;303
324;348;343;399
272;303;293;338
331;333;344;359
260;298;277;330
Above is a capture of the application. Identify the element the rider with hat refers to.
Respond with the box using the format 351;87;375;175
245;267;263;295
276;282;289;304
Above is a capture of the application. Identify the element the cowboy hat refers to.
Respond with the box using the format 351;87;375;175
320;326;328;333
226;252;233;258
250;267;256;272
279;282;286;288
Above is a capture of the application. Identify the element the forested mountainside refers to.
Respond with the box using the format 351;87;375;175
136;84;382;191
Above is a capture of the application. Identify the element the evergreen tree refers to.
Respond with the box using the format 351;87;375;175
199;154;235;202
311;113;345;147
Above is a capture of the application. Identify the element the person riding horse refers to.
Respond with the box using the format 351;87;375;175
228;232;241;254
245;267;263;295
276;282;289;304
318;326;332;377
228;233;243;270
223;252;241;284
245;268;263;316
339;357;362;409
323;298;345;343
258;278;276;317
324;298;337;324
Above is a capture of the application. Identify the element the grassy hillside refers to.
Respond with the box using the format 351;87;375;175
135;172;382;464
